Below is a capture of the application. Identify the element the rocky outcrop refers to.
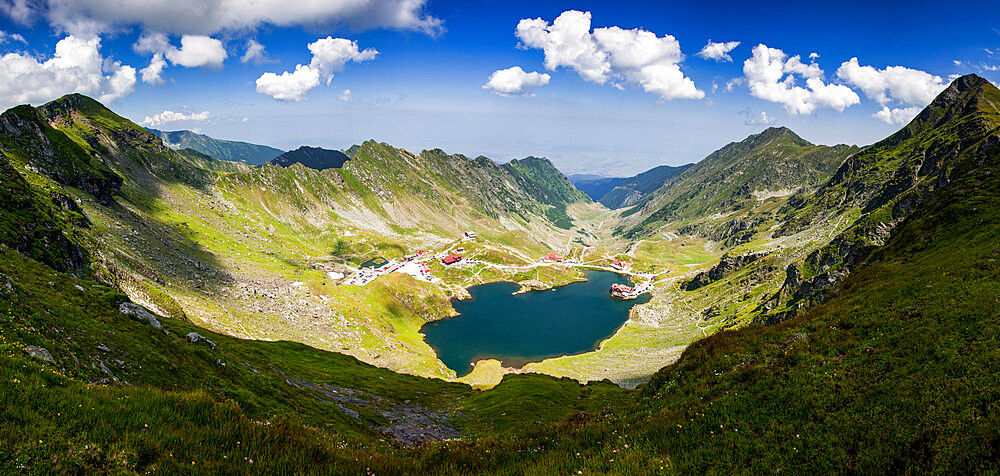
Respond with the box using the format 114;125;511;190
757;74;1000;325
684;251;768;291
119;302;162;329
0;158;89;275
186;332;217;350
515;279;551;293
0;104;123;205
24;345;55;363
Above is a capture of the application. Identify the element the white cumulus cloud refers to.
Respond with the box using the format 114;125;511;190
139;53;166;84
139;109;210;127
135;33;227;69
241;38;272;64
256;37;376;101
696;40;740;62
37;0;443;36
0;34;136;109
742;44;859;115
483;66;550;96
872;106;922;125
338;89;353;101
835;58;947;123
256;65;320;101
514;10;703;100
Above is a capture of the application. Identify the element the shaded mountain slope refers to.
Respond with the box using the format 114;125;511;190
500;156;590;228
599;164;692;209
569;174;623;201
148;128;283;165
270;145;350;170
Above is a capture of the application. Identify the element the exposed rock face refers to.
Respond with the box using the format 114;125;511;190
0;158;89;275
0;102;123;205
24;345;55;363
515;279;551;293
186;332;216;350
119;302;162;329
279;368;461;447
684;251;768;291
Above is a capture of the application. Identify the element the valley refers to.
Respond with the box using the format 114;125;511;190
1;74;998;473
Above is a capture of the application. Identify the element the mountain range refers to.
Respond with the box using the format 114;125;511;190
147;128;284;165
1;74;998;473
571;163;692;209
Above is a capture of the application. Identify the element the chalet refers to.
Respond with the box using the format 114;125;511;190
542;253;563;262
442;254;463;265
610;283;634;299
611;259;630;271
464;231;478;239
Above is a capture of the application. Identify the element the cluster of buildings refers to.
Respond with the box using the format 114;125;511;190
541;253;564;262
345;250;438;286
609;281;650;300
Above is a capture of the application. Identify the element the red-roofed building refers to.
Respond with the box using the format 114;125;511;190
542;253;563;262
442;254;462;265
611;259;629;271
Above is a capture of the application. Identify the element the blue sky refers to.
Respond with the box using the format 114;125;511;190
1;0;999;176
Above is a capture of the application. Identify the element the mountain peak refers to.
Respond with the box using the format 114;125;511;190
927;73;998;111
886;73;1000;143
42;93;113;117
753;126;810;146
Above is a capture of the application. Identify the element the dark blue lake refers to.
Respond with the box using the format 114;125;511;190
421;271;649;376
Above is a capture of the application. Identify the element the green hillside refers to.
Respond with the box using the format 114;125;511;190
624;126;858;237
502;156;591;228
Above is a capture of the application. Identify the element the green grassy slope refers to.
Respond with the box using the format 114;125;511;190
0;246;625;473
760;74;1000;321
625;127;858;236
502;156;591;228
631;129;1000;472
